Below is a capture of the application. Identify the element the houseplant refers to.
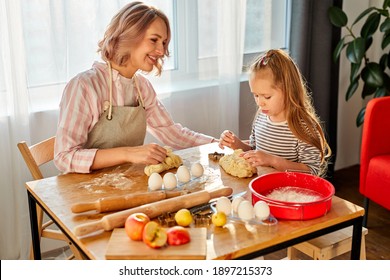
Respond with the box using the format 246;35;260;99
328;1;390;126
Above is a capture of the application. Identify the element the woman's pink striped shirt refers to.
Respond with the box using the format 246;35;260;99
54;62;214;173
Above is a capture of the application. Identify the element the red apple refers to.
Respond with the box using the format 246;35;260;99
125;213;150;241
166;226;191;246
142;221;167;249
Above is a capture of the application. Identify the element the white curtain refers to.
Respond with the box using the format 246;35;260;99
0;0;31;259
0;0;246;259
215;0;246;134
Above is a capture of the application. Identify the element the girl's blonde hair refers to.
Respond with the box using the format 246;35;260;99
98;1;170;75
250;49;331;176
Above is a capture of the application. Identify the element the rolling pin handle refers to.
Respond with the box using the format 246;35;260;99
74;220;104;237
71;202;97;213
208;186;233;199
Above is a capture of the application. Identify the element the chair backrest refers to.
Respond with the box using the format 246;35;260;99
17;136;55;180
360;96;390;192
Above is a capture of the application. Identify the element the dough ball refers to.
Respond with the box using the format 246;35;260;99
144;147;183;176
219;149;256;178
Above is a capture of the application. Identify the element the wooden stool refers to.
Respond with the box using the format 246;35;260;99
287;226;368;260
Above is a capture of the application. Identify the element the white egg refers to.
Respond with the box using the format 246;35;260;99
163;172;177;190
216;196;232;215
231;196;245;213
237;200;255;220
191;162;204;177
176;165;191;183
148;172;163;191
254;201;270;220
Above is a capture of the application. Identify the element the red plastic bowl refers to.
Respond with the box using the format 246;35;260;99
249;172;335;220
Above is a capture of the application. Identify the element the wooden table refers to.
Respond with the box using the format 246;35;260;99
25;143;365;260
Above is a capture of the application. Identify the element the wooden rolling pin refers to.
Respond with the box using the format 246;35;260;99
71;190;182;213
74;186;233;237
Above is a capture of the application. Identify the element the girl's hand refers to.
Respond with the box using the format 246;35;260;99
240;150;312;174
240;150;272;167
218;130;241;150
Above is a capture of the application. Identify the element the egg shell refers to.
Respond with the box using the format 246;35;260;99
254;200;270;220
237;200;254;220
163;172;177;190
148;172;163;191
176;165;191;183
231;196;245;213
216;196;232;215
191;163;204;177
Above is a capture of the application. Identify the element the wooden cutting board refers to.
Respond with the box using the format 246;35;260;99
105;228;207;260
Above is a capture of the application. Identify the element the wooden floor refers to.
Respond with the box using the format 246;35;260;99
264;164;390;260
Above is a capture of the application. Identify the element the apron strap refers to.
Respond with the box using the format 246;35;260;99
107;61;113;120
133;74;145;108
106;62;144;119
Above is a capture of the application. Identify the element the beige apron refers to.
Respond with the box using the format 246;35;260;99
83;62;147;149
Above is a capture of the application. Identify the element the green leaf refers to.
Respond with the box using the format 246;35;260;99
360;12;381;38
383;73;390;91
346;78;359;101
388;50;390;69
380;18;390;32
380;53;388;70
378;9;389;17
382;32;390;49
350;62;361;82
333;38;345;62
352;7;376;25
346;38;365;63
362;83;377;98
384;0;390;9
361;63;384;88
356;107;366;127
365;37;373;51
374;87;387;98
328;6;348;27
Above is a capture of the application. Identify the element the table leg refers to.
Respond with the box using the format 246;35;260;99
27;191;41;260
350;216;363;260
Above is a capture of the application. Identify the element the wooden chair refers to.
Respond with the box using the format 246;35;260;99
17;136;83;260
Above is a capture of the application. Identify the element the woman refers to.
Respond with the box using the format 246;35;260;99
54;2;215;173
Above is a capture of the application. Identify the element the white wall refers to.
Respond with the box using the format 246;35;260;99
335;0;383;170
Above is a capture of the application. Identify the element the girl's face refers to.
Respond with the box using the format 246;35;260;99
126;17;168;77
249;69;286;122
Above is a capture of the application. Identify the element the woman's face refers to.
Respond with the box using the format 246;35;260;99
127;17;168;76
249;69;286;122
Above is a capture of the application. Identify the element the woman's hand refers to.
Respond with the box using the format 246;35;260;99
92;143;167;171
126;143;167;165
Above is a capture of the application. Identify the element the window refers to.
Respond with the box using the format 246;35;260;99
7;0;290;111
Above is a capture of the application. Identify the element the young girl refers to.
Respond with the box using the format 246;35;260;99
219;49;331;176
54;2;215;174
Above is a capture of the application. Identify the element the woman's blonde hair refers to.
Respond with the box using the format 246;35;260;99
250;49;331;176
98;1;170;75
